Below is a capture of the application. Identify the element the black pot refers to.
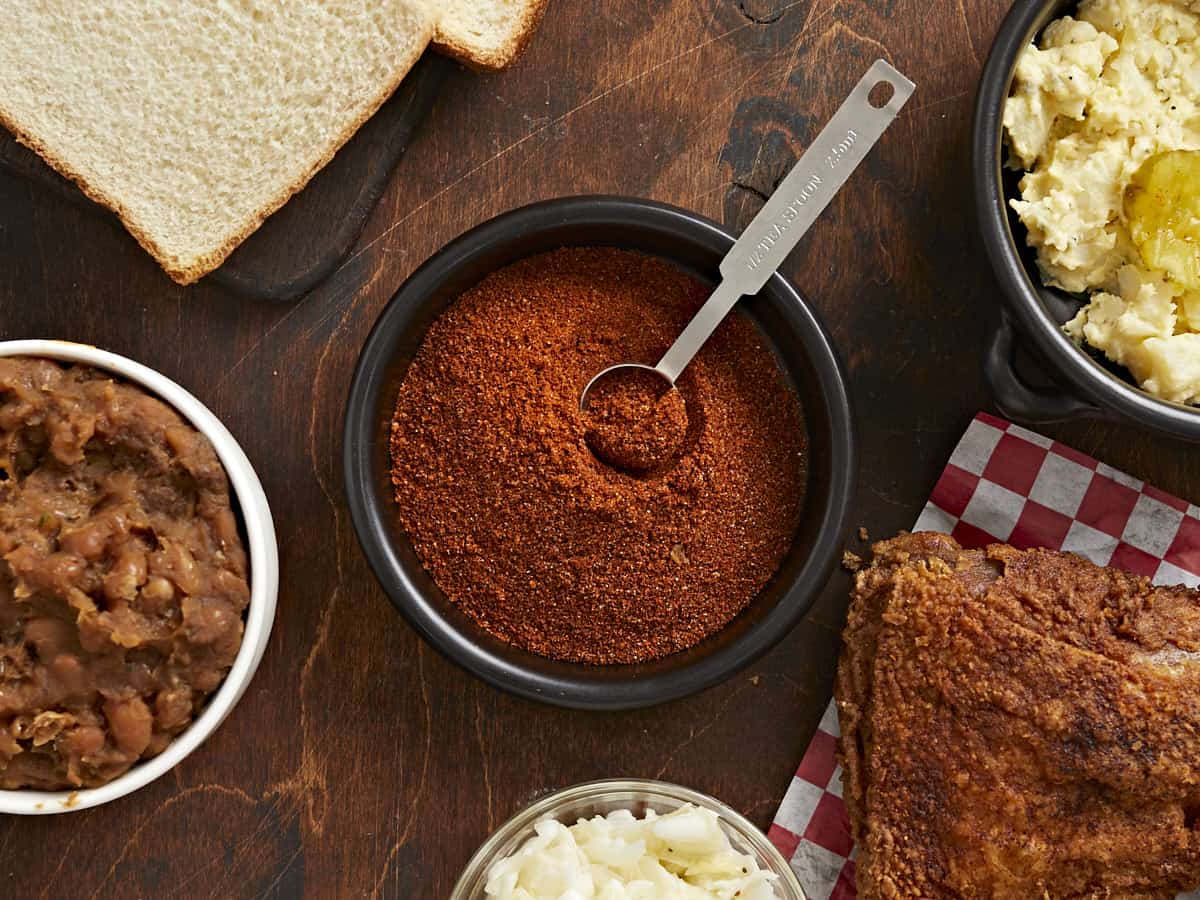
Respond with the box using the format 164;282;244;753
973;0;1200;441
343;196;856;710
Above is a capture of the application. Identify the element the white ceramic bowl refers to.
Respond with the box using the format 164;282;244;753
0;340;278;814
450;779;807;899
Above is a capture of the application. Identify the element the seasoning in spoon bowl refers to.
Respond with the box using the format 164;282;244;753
582;368;688;473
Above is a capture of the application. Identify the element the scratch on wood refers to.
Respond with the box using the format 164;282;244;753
474;693;495;831
368;644;434;900
907;89;970;114
163;793;301;899
682;183;730;210
653;680;755;780
35;830;85;899
867;485;909;509
824;21;892;61
339;7;814;273
87;785;257;900
695;64;766;135
213;300;310;394
955;0;982;68
253;845;306;900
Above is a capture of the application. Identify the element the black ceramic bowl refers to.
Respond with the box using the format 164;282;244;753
973;0;1200;441
343;196;856;710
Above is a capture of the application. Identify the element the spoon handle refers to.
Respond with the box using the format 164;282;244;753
656;60;914;384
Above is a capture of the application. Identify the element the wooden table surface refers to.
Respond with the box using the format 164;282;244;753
1;1;1197;896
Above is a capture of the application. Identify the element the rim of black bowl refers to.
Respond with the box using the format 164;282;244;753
343;195;856;710
973;0;1200;440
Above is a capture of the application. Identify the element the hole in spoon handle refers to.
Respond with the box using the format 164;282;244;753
719;59;916;298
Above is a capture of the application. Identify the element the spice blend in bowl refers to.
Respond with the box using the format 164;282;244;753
388;247;807;664
345;196;855;709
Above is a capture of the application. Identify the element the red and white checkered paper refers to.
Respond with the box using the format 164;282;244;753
769;412;1200;900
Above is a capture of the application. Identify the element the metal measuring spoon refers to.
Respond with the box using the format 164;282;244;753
580;60;915;409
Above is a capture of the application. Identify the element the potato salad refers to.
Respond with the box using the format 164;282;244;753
1004;0;1200;404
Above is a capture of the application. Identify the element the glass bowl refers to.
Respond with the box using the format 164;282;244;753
450;778;807;899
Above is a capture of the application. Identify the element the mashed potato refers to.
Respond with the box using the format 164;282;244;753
483;804;781;900
1003;0;1200;404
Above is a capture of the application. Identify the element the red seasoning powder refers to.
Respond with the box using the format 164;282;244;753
582;368;689;473
388;248;806;664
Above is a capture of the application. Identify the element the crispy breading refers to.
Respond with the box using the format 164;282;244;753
836;532;1200;899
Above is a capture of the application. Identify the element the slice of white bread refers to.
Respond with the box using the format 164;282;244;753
0;1;435;284
433;0;550;70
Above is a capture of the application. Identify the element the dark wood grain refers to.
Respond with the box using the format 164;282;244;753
0;1;1196;897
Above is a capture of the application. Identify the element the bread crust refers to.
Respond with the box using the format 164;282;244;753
0;0;547;284
0;16;433;285
431;0;550;71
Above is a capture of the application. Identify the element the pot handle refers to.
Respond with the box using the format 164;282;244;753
985;311;1101;424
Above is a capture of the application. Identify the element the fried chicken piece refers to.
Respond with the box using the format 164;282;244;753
836;532;1200;900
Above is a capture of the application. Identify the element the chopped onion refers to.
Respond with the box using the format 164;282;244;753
484;803;781;899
